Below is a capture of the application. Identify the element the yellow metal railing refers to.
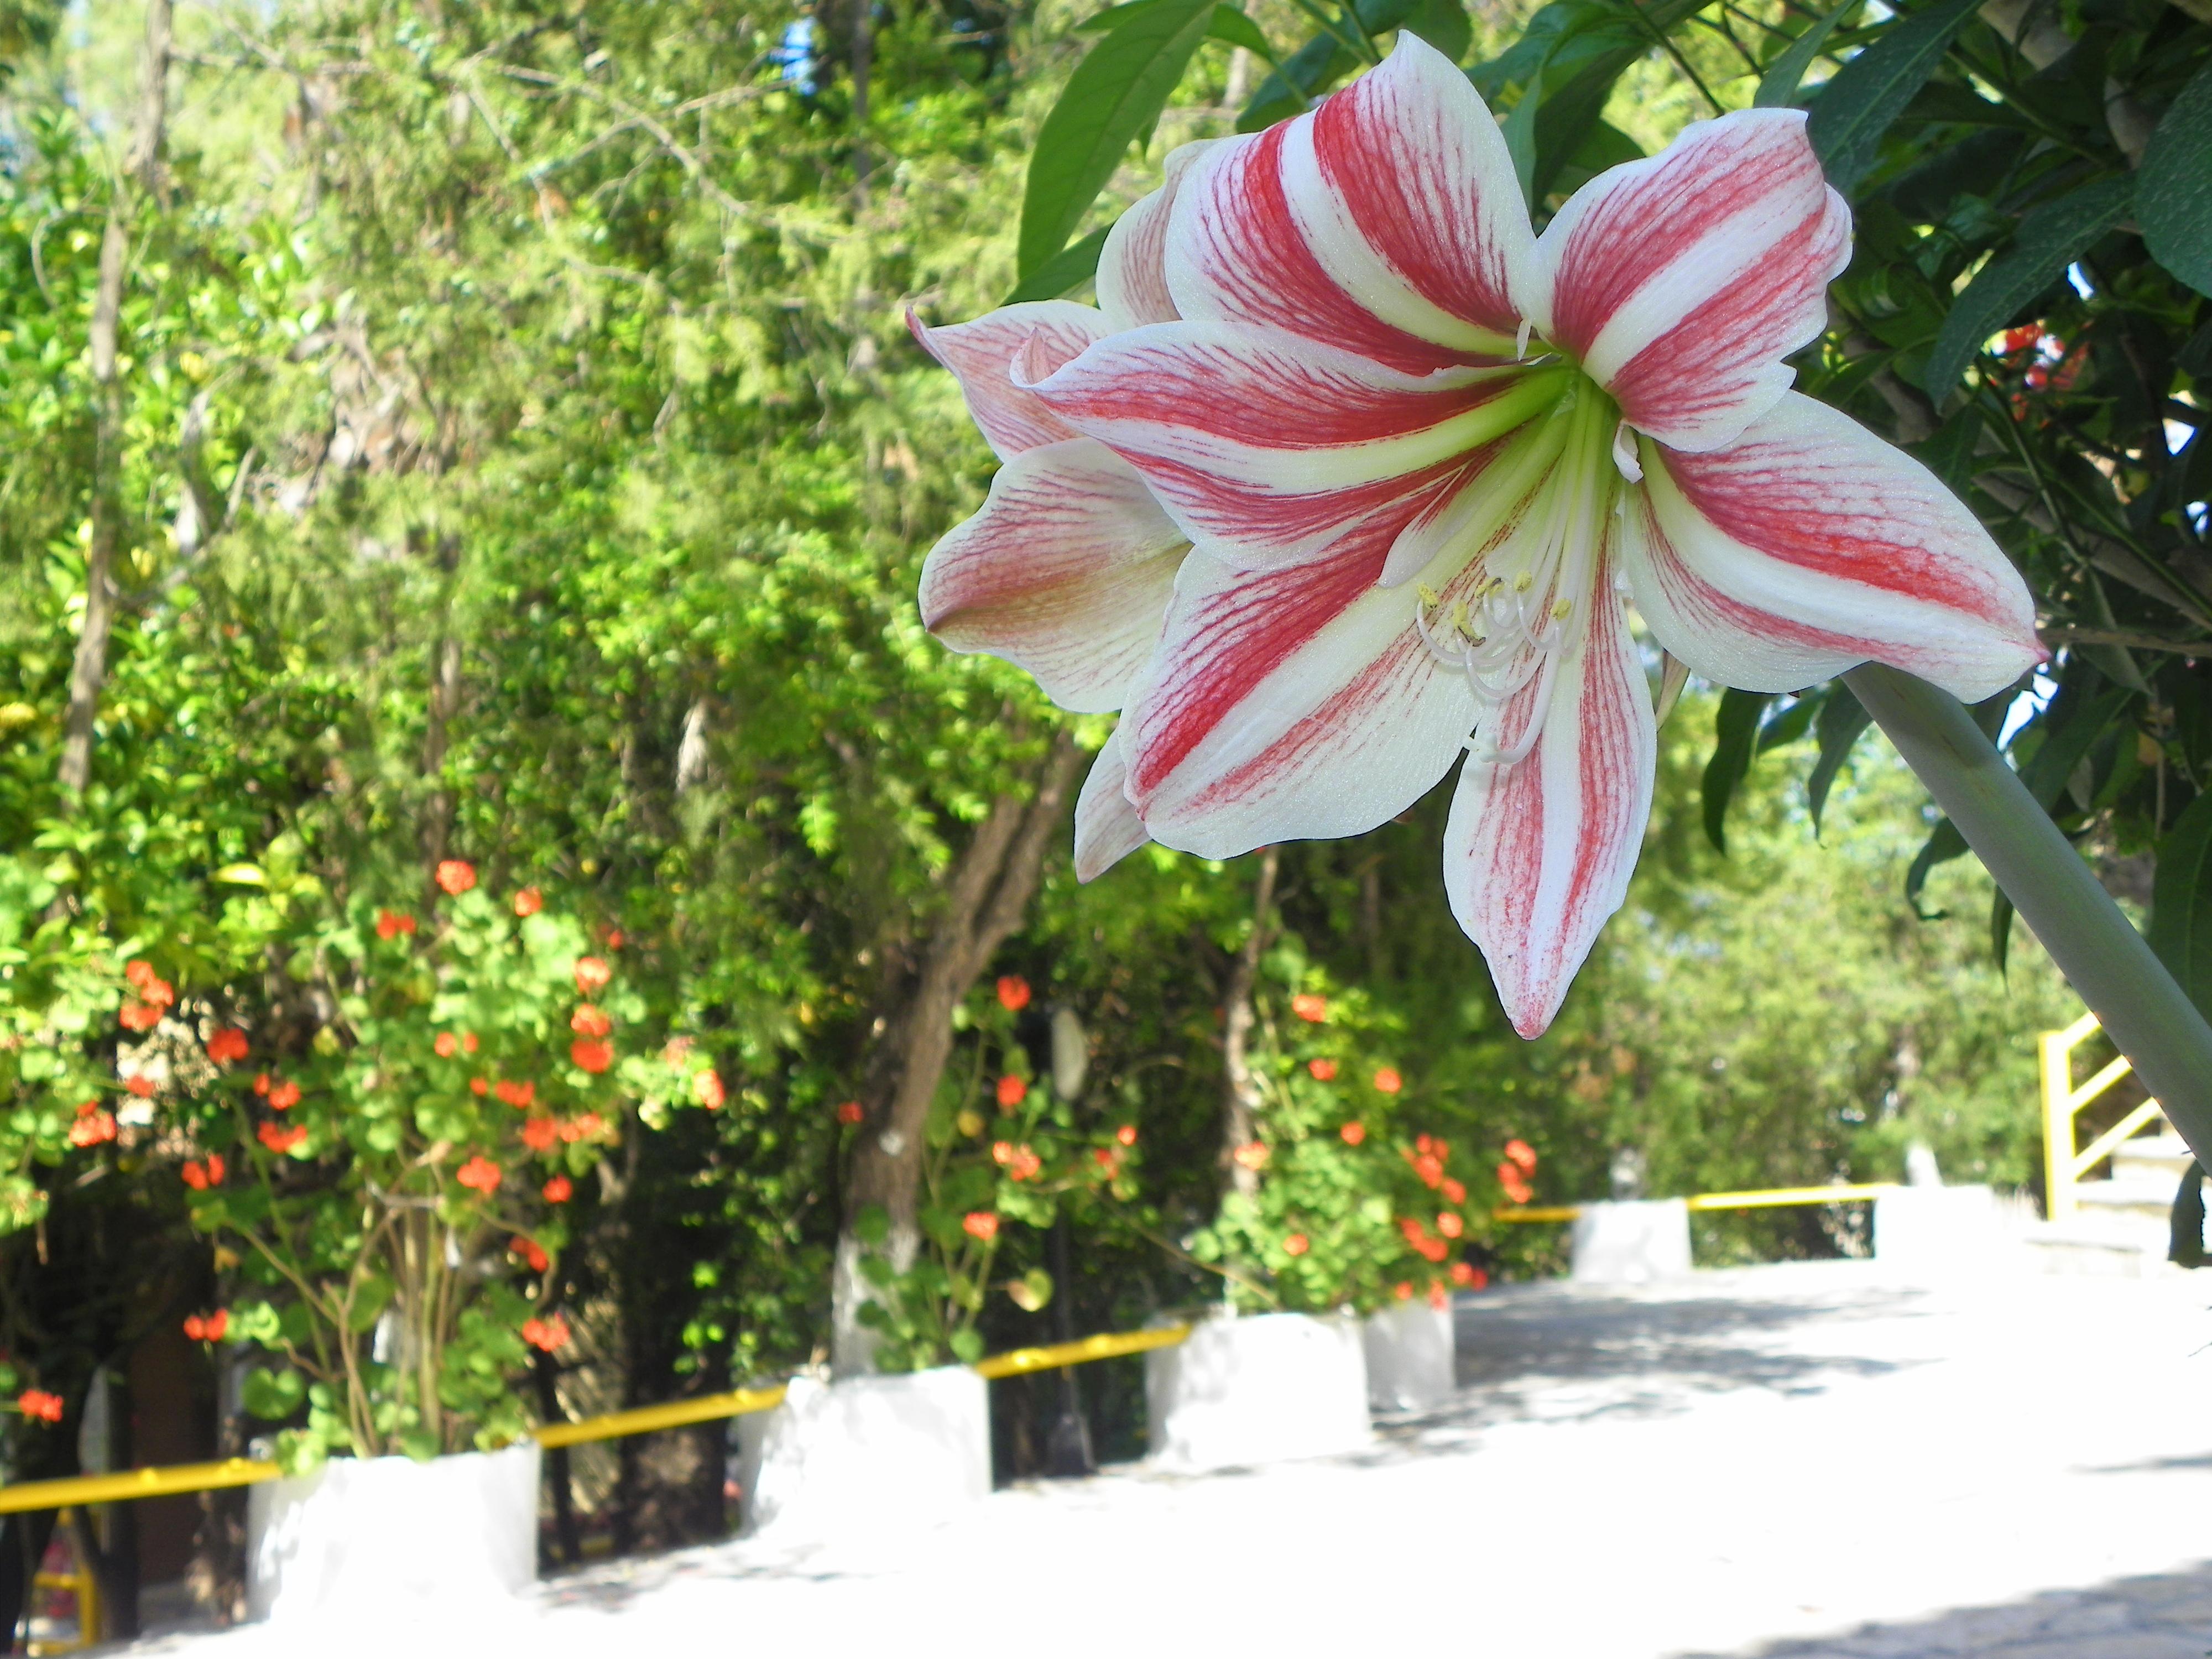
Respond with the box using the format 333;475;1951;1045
2041;1011;2165;1220
24;1509;99;1657
0;1323;1194;1519
1494;1182;1900;1223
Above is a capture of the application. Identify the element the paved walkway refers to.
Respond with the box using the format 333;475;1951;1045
124;1261;2212;1657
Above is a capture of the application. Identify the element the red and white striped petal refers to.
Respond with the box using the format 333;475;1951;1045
1120;542;1477;858
920;439;1188;714
1073;727;1150;882
1527;110;1849;455
1024;321;1566;570
1444;585;1656;1039
1164;35;1532;375
910;302;1112;460
1618;394;2044;702
1098;140;1219;332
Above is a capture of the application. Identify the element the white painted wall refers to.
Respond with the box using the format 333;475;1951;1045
1572;1198;1692;1285
1145;1312;1370;1470
1363;1302;1456;1412
735;1366;990;1541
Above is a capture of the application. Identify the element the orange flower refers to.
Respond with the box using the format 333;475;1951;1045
1290;993;1327;1023
126;961;173;1006
181;1160;209;1190
253;1073;270;1095
1284;1233;1310;1257
1450;1261;1483;1288
542;1173;573;1203
463;1032;479;1054
126;958;159;993
562;1113;606;1142
1092;1146;1121;1176
258;1122;306;1154
521;1116;559;1152
694;1071;726;1109
1417;1237;1448;1263
1116;1124;1138;1147
962;1212;1000;1241
265;1079;301;1112
206;1153;225;1185
602;927;624;949
991;1142;1041;1181
513;886;544;917
1372;1067;1402;1094
571;1004;613;1038
1437;1212;1464;1239
69;1107;117;1147
494;1079;536;1109
1499;1167;1534;1206
834;1100;864;1125
1232;1140;1269;1171
456;1155;503;1194
1441;1178;1466;1205
573;956;612;995
1307;1057;1338;1081
996;975;1031;1013
512;1235;550;1273
570;1039;613;1074
1428;1281;1451;1311
521;1314;570;1353
435;860;476;896
471;1077;491;1096
1393;1282;1413;1302
1504;1138;1538;1173
1413;1153;1444;1188
206;1027;249;1064
16;1389;64;1423
119;1001;161;1032
1340;1122;1366;1146
184;1310;229;1342
435;1032;458;1058
1399;1217;1427;1245
995;1074;1027;1110
374;909;417;941
124;1074;156;1098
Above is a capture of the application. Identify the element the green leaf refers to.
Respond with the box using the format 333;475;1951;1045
854;1202;891;1247
1020;0;1218;280
1204;4;1276;60
1001;226;1112;305
1754;0;1854;109
1921;175;2133;396
2139;59;2212;300
1078;0;1165;29
1702;689;1774;854
948;1327;986;1363
1400;0;1472;63
242;1365;306;1421
1904;818;1969;918
2148;788;2212;1023
212;863;268;885
1990;885;2016;976
1806;0;1983;194
1239;33;1342;130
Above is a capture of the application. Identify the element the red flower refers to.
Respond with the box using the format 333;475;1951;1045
252;1073;270;1095
456;1155;503;1194
834;1100;864;1125
1437;1212;1464;1239
1442;1178;1467;1205
69;1107;117;1147
573;956;612;995
694;1071;726;1110
206;1153;225;1185
1504;1139;1538;1174
434;1032;458;1058
119;1001;161;1032
521;1314;570;1353
995;1074;1027;1110
471;1077;491;1096
962;1212;1000;1241
996;976;1031;1013
570;1039;613;1074
181;1160;209;1190
126;959;160;993
1500;1167;1534;1206
184;1310;229;1342
1451;1261;1483;1288
1372;1067;1402;1095
571;1004;612;1038
375;909;417;941
513;886;543;917
1116;1124;1138;1147
463;1032;479;1054
1417;1237;1448;1262
124;1074;156;1098
1307;1057;1338;1081
561;1113;606;1143
494;1079;535;1109
1232;1140;1269;1171
1290;993;1327;1024
1413;1153;1444;1188
265;1078;301;1111
512;1235;550;1274
602;927;624;950
542;1173;573;1203
521;1117;559;1152
1284;1233;1310;1257
206;1027;249;1065
435;860;476;896
991;1141;1042;1181
258;1122;306;1154
1340;1122;1366;1146
16;1389;64;1424
1092;1146;1120;1176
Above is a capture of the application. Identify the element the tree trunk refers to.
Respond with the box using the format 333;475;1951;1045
1218;848;1279;1206
420;533;464;887
831;732;1081;1374
58;0;172;801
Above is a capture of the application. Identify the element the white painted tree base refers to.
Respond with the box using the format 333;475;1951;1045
1145;1312;1370;1470
1362;1302;1457;1412
734;1366;990;1541
1875;1183;2008;1273
1572;1198;1693;1284
245;1441;541;1624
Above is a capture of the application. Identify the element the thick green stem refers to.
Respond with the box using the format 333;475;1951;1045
1845;664;2212;1157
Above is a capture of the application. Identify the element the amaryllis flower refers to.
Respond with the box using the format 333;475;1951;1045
941;35;2041;1038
